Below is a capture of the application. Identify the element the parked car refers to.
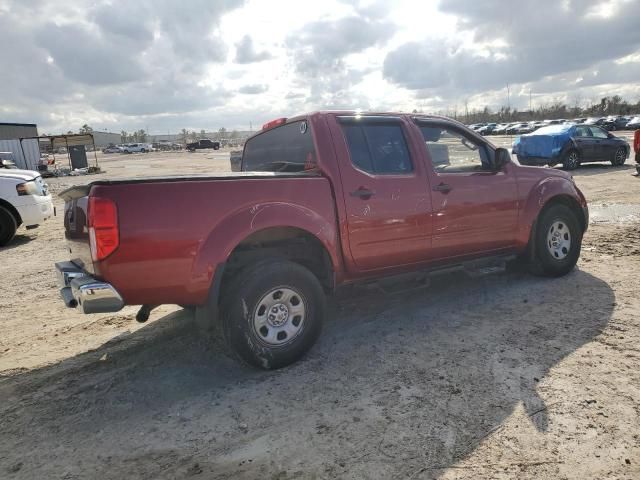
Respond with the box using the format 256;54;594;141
606;116;629;130
627;116;640;130
506;123;529;134
492;123;511;135
584;117;607;127
102;145;122;154
476;123;497;135
513;124;630;169
122;143;149;153
55;112;589;369
0;166;54;246
187;139;220;152
515;122;538;134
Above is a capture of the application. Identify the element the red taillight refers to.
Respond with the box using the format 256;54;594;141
88;197;119;261
262;117;287;130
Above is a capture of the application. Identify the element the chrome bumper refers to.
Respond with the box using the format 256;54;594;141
55;261;124;314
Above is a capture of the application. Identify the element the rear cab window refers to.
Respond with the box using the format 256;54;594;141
242;120;317;172
339;119;413;174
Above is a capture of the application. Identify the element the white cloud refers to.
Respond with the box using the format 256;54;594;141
0;0;638;134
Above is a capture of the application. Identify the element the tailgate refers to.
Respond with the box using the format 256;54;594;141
60;185;94;274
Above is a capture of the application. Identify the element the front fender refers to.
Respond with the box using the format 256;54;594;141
189;201;340;302
517;176;587;248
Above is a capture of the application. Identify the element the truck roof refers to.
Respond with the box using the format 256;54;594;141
247;111;468;143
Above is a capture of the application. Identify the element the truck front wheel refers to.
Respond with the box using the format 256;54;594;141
0;206;18;247
217;260;326;369
529;204;582;277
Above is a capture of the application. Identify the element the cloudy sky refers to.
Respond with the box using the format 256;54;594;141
1;0;639;134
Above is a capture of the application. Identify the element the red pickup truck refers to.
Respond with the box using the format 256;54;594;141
56;112;588;369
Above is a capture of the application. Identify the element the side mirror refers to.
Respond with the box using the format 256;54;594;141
494;148;511;170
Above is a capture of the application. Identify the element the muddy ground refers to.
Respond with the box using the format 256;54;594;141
1;139;639;479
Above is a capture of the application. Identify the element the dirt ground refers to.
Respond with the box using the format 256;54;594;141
1;139;639;479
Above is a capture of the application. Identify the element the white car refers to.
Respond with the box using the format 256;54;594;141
121;143;150;153
0;163;54;246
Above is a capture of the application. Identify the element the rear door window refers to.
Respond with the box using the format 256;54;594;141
589;126;608;139
575;126;592;137
242;121;316;172
340;123;413;174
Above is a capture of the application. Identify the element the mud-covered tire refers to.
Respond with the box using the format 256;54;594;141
562;149;580;170
529;204;582;277
611;147;626;166
215;260;325;369
0;206;17;247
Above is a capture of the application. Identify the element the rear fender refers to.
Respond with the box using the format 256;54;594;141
190;202;340;302
517;177;587;249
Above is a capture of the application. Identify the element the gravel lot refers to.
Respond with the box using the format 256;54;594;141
1;138;639;479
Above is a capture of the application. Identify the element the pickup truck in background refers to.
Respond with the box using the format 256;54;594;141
55;112;589;369
1;161;54;246
187;139;220;152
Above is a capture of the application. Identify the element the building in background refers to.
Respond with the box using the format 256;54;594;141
91;131;122;148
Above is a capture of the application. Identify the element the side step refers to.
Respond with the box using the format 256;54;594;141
463;255;515;277
346;254;516;295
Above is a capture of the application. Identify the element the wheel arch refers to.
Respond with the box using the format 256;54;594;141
192;202;342;306
232;226;333;286
517;178;588;250
0;199;22;226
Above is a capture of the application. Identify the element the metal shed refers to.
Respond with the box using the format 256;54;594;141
21;133;99;170
0;138;40;170
0;122;38;141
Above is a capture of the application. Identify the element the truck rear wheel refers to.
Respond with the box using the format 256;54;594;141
529;204;582;277
217;260;326;369
0;206;18;247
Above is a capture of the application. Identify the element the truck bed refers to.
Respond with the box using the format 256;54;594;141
59;172;318;200
61;172;336;306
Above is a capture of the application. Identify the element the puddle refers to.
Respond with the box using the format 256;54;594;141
589;203;640;224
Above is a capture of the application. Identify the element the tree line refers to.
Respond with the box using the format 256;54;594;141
417;95;640;124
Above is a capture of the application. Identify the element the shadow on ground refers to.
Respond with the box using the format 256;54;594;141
569;162;635;176
0;234;34;252
0;267;614;479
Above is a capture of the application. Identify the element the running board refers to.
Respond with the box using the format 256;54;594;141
344;254;517;294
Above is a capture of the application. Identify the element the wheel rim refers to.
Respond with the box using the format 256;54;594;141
252;287;306;346
567;152;578;168
546;220;571;260
615;148;625;165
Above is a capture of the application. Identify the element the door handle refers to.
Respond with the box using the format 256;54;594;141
433;183;452;193
350;187;375;199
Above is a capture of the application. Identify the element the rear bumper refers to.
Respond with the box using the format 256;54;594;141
55;261;124;314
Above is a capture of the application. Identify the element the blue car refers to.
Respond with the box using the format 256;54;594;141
512;124;630;170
